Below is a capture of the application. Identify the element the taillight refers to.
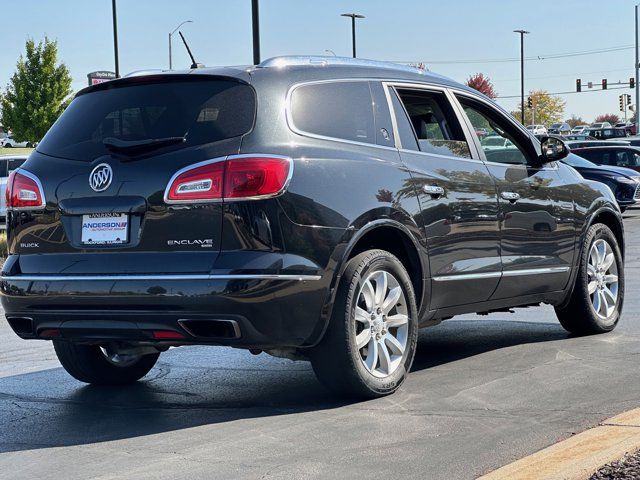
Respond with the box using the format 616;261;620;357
6;170;46;210
165;155;291;203
165;161;225;202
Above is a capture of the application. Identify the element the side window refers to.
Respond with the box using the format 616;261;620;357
631;152;640;167
394;88;471;158
290;81;375;144
458;97;529;166
388;89;418;151
0;160;7;178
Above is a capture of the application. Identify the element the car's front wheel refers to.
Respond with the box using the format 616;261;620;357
53;341;160;384
310;249;418;398
555;223;624;334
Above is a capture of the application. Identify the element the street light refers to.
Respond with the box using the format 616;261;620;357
635;4;639;133
341;13;365;58
111;0;119;77
514;29;530;125
169;20;193;70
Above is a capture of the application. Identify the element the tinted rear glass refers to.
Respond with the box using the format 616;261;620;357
37;78;255;161
290;81;375;144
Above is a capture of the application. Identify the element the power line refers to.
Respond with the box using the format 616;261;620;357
394;44;634;65
496;85;632;100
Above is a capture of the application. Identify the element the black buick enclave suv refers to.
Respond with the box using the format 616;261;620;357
1;57;625;398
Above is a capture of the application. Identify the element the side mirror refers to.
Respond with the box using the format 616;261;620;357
539;136;569;163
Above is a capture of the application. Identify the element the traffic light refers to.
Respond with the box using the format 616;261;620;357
631;77;636;89
627;94;632;108
527;96;533;109
602;79;608;90
576;79;582;92
620;95;625;112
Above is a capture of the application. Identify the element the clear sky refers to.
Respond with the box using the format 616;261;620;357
1;0;638;123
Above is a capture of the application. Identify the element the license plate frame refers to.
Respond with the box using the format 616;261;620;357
81;213;129;245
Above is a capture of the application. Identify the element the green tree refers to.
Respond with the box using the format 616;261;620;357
1;37;72;142
511;90;565;126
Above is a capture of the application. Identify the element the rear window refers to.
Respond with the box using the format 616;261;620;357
290;81;375;144
37;78;255;161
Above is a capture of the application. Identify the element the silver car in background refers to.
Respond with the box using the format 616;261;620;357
0;155;27;220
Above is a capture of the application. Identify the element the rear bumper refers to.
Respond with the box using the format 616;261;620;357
0;273;328;349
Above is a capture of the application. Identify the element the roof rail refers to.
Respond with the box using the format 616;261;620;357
258;56;427;74
124;69;167;78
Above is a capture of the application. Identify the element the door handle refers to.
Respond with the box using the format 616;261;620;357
500;191;520;203
423;185;445;198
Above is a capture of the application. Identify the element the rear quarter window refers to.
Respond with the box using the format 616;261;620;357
289;81;375;144
37;78;256;161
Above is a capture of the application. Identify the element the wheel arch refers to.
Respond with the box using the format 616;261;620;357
307;218;428;348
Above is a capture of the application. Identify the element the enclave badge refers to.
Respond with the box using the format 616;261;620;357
89;163;113;192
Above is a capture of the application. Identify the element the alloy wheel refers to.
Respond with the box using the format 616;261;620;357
587;239;619;322
354;270;409;378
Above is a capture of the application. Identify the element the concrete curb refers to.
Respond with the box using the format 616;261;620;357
478;408;640;480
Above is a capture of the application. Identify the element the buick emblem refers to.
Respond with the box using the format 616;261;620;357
89;163;113;192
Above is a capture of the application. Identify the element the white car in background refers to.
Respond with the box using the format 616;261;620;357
571;125;591;134
0;136;33;148
527;124;547;135
0;155;28;220
591;122;612;129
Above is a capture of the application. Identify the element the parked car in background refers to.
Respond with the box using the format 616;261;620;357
591;122;612;129
1;57;625;398
615;122;636;135
0;137;34;148
548;122;571;135
586;128;628;140
571;125;591;135
562;154;639;211
480;135;515;150
564;135;596;141
527;124;547;135
570;145;640;173
0;155;27;220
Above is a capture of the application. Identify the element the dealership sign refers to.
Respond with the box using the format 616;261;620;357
87;71;116;86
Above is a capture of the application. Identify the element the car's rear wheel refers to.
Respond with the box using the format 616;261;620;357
555;223;624;334
53;341;160;384
310;249;418;398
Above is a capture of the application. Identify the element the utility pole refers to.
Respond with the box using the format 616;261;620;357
635;5;640;134
111;0;120;77
252;0;260;65
341;13;365;58
514;29;530;125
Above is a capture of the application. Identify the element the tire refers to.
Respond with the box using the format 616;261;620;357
4;144;11;148
310;249;418;398
555;223;624;335
53;341;160;385
26;142;33;148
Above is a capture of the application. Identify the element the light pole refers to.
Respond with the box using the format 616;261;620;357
252;0;260;65
635;5;640;134
514;29;530;125
111;0;119;77
169;20;193;70
341;13;365;58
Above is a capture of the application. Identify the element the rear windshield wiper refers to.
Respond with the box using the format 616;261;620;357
103;136;185;155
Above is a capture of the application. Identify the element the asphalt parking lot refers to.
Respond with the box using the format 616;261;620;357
1;211;640;480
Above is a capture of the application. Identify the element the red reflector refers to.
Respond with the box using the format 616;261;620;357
224;157;290;199
166;162;225;202
38;328;60;338
165;155;291;203
7;170;45;209
152;330;186;340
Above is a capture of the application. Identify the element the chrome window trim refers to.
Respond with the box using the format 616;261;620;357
1;273;322;282
7;168;47;211
432;266;570;282
163;154;294;205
